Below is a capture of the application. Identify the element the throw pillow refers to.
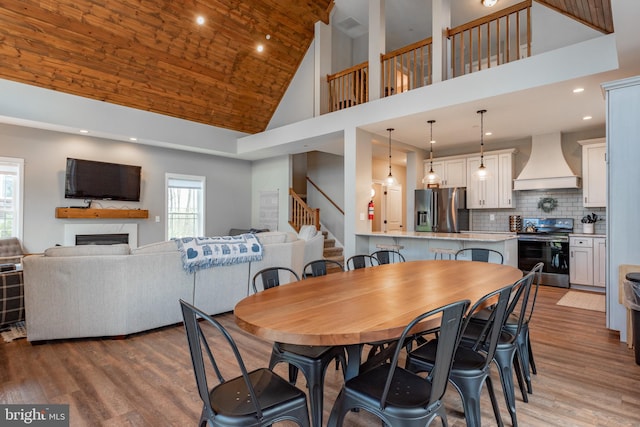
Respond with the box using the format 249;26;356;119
298;225;317;241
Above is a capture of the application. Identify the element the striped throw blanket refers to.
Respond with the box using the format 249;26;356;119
175;234;263;273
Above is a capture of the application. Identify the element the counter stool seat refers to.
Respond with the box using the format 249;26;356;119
430;247;457;260
375;243;404;251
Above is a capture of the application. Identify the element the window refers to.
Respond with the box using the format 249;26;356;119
166;174;205;239
0;157;24;239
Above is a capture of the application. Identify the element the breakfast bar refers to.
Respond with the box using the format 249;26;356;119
356;231;518;266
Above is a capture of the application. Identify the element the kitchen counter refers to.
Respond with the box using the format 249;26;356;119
357;231;517;242
569;233;606;238
355;231;518;267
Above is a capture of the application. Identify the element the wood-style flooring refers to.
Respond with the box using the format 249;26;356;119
1;286;639;426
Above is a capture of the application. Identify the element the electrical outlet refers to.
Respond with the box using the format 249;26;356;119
490;214;495;221
155;215;160;223
360;212;365;221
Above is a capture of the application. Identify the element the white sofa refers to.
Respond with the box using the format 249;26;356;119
23;232;305;341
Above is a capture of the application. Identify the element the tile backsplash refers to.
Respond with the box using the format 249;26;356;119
470;188;606;234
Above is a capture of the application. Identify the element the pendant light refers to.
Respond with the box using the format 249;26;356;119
476;109;488;181
385;128;396;185
422;120;441;187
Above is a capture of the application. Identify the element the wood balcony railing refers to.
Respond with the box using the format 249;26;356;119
324;0;532;109
381;37;433;97
289;188;319;233
327;61;368;112
447;0;531;77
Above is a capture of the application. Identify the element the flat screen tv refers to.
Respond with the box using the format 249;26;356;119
65;158;141;201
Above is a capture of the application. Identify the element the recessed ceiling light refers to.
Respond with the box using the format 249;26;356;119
583;115;593;121
196;16;205;25
482;0;498;7
129;137;138;142
573;87;585;93
265;34;271;40
79;130;89;134
485;131;492;136
256;44;264;52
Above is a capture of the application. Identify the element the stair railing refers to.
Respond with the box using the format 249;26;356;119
381;37;433;97
289;188;319;233
326;61;369;112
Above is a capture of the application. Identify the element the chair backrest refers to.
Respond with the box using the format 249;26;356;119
371;250;406;265
0;237;24;264
346;254;379;270
252;266;300;293
462;283;513;368
302;259;344;278
524;262;544;323
379;299;470;410
503;269;536;338
455;248;504;264
179;299;265;421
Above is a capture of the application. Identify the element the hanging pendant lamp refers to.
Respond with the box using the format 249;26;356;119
423;120;441;187
476;109;488;181
386;128;396;185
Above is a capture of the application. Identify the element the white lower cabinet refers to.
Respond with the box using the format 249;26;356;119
570;236;606;288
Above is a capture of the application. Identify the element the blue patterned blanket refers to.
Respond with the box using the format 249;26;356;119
174;234;263;273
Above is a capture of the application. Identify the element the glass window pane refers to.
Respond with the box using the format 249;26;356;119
166;174;205;239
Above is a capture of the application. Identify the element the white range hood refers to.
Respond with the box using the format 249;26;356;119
513;133;581;190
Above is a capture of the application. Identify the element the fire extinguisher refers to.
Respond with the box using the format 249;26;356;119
368;200;375;220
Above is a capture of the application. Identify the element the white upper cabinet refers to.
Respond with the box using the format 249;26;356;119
579;138;606;207
466;149;515;209
429;157;467;188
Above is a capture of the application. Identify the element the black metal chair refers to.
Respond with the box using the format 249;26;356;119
371;249;406;265
405;284;514;427
179;299;310;427
462;271;536;427
302;259;344;279
328;299;470;427
252;266;299;293
455;248;504;264
252;267;347;427
345;254;379;270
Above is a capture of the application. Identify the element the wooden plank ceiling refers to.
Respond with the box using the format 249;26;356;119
536;0;613;34
0;1;611;135
0;0;332;135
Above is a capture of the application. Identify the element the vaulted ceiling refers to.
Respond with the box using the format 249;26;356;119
0;1;611;136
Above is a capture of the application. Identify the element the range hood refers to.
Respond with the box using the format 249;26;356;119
513;133;581;190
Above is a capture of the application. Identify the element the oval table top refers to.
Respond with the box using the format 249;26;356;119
234;260;523;346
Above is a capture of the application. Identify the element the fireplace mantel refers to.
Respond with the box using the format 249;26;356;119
56;208;149;219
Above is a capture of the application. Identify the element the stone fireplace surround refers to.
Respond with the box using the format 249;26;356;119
63;224;138;248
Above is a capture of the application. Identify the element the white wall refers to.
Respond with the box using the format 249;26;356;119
251;155;293;233
0;123;252;253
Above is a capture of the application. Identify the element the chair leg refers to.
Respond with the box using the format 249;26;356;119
513;351;528;403
493;348;518;427
528;334;537;375
485;376;504;427
517;328;533;394
449;374;494;427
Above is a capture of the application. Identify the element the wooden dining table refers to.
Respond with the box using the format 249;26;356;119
234;260;522;379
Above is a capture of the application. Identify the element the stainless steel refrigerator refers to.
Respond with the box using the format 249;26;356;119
415;188;469;232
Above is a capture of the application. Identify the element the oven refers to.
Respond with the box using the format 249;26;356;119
517;218;573;288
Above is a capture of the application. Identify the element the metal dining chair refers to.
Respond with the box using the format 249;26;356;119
346;254;379;270
371;249;406;265
179;299;310;427
303;259;344;279
328;299;470;427
252;267;346;427
455;248;504;264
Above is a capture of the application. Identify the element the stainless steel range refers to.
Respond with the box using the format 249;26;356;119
517;218;573;287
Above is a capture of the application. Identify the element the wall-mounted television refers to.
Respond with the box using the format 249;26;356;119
65;158;141;201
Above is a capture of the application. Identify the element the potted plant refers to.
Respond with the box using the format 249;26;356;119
581;213;598;234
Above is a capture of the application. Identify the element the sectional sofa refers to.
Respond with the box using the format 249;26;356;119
24;231;314;341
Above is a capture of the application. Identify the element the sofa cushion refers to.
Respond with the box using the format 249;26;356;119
256;231;295;245
131;240;178;255
298;225;318;241
44;244;131;257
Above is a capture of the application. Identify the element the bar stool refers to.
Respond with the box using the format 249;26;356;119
430;247;457;260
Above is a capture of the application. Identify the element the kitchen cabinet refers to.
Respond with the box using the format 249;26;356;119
466;149;515;209
578;138;606;207
594;237;606;288
429;157;466;188
570;236;605;288
466;155;499;208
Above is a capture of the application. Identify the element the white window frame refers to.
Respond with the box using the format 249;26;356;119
165;173;206;240
0;157;24;240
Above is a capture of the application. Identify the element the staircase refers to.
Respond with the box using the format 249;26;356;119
321;231;344;266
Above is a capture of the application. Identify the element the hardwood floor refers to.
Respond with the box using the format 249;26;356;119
1;286;639;426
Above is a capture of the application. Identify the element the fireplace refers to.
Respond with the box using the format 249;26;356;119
64;224;138;248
